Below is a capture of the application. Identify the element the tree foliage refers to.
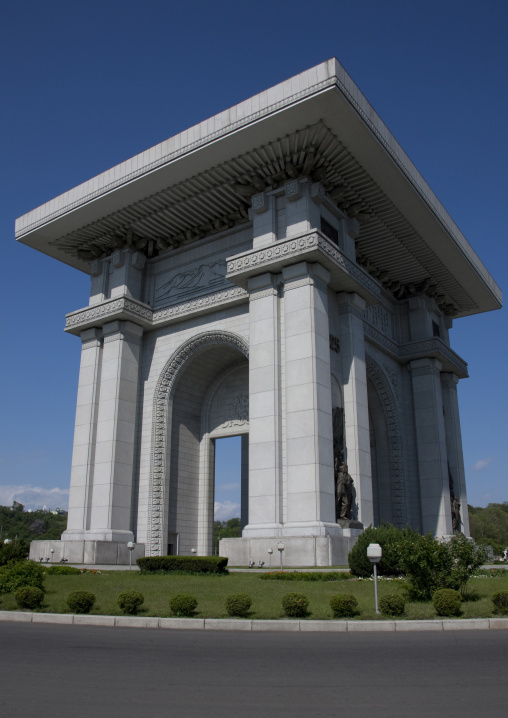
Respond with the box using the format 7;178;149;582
0;560;45;593
468;503;508;552
214;518;241;550
0;504;67;545
396;532;486;601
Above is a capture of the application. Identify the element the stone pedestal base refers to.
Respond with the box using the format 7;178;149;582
220;533;362;568
29;540;145;566
337;519;364;530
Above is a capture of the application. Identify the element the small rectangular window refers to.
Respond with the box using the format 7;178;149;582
321;217;338;245
432;321;440;337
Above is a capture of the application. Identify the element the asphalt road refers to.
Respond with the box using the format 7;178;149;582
0;623;506;717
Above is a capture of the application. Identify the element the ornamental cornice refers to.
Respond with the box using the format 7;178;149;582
364;323;468;378
65;287;249;335
65;297;153;334
400;339;468;378
226;231;380;303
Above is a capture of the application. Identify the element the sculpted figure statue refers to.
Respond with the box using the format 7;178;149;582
451;495;461;533
335;459;354;521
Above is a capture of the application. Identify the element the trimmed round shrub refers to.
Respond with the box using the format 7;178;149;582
169;594;198;617
379;594;405;617
492;590;508;615
118;591;144;615
0;560;45;593
66;590;96;614
225;593;252;618
433;588;462;617
15;586;45;610
330;593;359;618
348;524;409;578
281;592;309;618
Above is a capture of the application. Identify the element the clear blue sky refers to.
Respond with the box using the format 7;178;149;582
0;0;506;516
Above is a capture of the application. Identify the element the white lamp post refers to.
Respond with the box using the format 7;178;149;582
50;548;54;563
268;548;273;568
367;543;383;614
127;541;135;570
277;542;285;571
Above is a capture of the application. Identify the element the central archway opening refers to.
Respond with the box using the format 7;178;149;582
213;435;248;553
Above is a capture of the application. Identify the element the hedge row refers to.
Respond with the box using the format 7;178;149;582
260;571;350;582
137;555;229;574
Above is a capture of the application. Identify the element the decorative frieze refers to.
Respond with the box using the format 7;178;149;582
65;288;248;335
227;230;380;301
66;297;152;332
152;287;247;323
81;338;102;351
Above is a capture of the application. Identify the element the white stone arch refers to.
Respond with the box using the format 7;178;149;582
147;331;249;555
366;355;406;527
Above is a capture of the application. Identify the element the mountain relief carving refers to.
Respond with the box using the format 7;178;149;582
155;260;229;306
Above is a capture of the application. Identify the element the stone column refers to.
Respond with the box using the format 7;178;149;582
241;435;249;531
242;273;283;537
408;358;452;536
441;372;470;535
337;292;373;527
283;262;336;533
88;320;143;541
62;328;102;539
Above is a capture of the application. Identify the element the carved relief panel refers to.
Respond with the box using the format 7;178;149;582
208;364;249;436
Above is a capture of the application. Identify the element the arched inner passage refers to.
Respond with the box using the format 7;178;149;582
166;344;248;556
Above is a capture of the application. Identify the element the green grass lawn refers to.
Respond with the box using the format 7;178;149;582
1;570;507;620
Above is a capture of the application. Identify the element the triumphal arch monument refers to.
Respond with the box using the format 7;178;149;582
18;59;501;565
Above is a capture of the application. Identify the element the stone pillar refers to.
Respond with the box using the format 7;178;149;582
88;320;143;541
241;435;249;530
283;262;336;533
337;292;373;527
62;328;102;539
243;273;283;536
441;373;470;535
408;358;452;536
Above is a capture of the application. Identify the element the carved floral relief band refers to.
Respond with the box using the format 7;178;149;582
65;288;248;335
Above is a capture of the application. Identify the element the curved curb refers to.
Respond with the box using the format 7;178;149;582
1;611;507;632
